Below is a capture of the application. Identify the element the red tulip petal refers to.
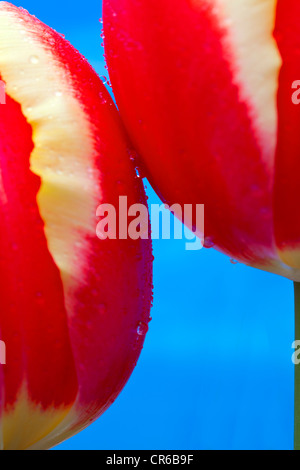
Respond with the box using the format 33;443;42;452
0;87;79;450
103;0;300;278
0;3;152;449
273;0;300;269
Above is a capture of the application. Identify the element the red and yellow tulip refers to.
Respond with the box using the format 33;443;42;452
103;0;300;281
0;3;152;449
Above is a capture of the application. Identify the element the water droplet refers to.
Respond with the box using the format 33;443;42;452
230;259;239;265
99;92;107;104
137;321;149;336
100;75;108;85
203;236;215;248
29;55;39;64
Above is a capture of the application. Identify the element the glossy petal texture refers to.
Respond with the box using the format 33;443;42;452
0;2;152;449
274;0;300;269
103;0;300;281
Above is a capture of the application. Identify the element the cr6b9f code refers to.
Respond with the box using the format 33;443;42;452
150;455;193;465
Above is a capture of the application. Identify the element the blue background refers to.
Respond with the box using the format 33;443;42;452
13;0;294;450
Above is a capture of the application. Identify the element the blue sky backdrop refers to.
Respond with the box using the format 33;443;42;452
10;0;295;450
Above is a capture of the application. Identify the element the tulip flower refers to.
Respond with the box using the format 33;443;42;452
103;0;300;449
0;2;152;450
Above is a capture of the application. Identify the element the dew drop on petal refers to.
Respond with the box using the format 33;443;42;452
100;75;108;85
137;321;149;336
203;236;215;249
29;55;39;64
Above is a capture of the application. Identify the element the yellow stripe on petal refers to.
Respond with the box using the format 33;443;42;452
0;4;100;293
2;389;73;450
252;258;300;283
194;0;281;170
278;249;300;271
